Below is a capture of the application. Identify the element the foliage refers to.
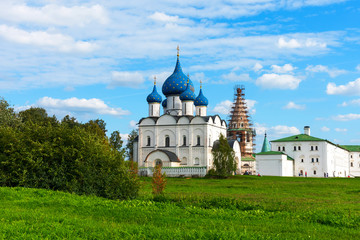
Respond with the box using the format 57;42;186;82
152;165;167;196
0;97;20;127
1;177;360;239
126;129;138;161
211;134;236;177
0;97;140;200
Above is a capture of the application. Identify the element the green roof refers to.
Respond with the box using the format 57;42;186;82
260;134;271;153
271;134;324;142
340;145;360;152
256;151;294;161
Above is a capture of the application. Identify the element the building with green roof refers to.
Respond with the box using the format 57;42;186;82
256;126;360;177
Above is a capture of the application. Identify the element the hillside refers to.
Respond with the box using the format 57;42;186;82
1;176;359;239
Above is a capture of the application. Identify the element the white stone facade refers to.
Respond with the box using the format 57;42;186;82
256;153;293;177
256;126;359;178
134;114;242;176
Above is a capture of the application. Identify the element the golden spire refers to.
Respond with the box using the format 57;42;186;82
200;79;202;89
177;45;180;57
154;76;156;85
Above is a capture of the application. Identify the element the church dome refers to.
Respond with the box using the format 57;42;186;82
146;85;162;103
162;99;167;108
194;89;208;106
162;51;194;96
180;81;196;101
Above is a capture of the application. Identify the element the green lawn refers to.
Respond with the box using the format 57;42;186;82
1;176;359;239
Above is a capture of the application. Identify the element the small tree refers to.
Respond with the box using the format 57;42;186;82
152;164;167;196
211;134;237;177
126;129;138;161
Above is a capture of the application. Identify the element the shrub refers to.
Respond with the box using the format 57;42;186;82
152;165;167;196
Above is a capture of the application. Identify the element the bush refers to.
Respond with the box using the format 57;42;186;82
0;99;140;200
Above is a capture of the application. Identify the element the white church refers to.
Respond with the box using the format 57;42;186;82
134;48;241;177
256;126;360;177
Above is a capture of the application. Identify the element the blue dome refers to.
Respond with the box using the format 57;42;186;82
146;85;162;103
162;56;195;96
162;99;167;108
194;89;208;106
180;82;196;101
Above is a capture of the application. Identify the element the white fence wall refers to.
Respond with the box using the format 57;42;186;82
139;167;207;177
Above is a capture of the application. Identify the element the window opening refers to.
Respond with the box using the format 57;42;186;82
165;136;170;147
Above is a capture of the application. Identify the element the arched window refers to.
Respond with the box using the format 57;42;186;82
183;135;186;146
146;136;150;146
278;146;281;151
195;157;199;165
197;135;200;146
165;135;170;147
313;170;316;175
246;133;250;142
282;146;285;151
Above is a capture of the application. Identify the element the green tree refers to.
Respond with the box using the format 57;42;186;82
126;129;138;161
211;134;237;177
110;130;123;152
0;97;20;127
19;107;57;126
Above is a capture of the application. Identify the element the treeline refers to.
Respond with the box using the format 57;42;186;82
0;98;139;200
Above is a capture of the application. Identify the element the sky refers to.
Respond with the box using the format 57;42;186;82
1;0;360;151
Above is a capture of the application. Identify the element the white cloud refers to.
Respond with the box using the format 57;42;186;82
129;120;138;128
326;78;360;95
321;126;330;132
212;100;233;115
340;99;360;107
253;63;263;72
284;101;305;110
0;25;96;52
120;133;129;141
278;37;327;49
335;128;347;132
306;65;346;78
149;12;179;23
356;64;360;72
149;71;172;86
219;72;251;83
332;113;360;121
37;97;130;117
212;99;256;115
0;3;108;27
271;64;296;73
255;123;300;138
256;73;302;90
110;71;145;88
278;37;301;48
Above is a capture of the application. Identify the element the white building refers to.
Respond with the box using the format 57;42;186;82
134;49;241;177
256;126;360;177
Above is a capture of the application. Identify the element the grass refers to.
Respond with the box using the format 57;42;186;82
1;176;359;239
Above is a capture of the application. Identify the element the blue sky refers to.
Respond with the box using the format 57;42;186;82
1;0;360;150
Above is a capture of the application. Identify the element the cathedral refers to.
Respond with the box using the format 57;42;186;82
134;47;241;177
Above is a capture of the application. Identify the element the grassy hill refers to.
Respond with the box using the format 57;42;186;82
1;176;359;239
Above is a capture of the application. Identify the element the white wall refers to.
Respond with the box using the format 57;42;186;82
349;151;360;177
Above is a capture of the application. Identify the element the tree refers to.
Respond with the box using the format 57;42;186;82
152;164;167;196
109;130;126;157
19;107;57;126
211;134;237;177
126;129;138;161
0;97;20;127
